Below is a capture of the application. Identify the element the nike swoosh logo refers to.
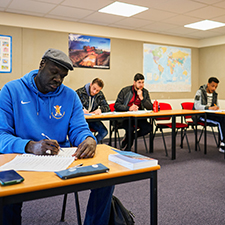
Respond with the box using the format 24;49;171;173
21;101;30;104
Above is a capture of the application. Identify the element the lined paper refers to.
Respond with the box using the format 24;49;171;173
0;147;77;172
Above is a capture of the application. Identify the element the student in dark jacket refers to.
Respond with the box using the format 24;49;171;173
115;73;153;150
76;78;110;143
193;77;225;153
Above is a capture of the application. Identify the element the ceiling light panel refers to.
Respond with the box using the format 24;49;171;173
98;1;148;17
184;20;225;30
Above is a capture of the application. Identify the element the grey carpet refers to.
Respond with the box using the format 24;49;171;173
21;132;225;225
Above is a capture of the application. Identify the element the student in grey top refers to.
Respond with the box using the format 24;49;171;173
193;77;225;153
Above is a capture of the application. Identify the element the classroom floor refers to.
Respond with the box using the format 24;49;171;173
21;131;225;225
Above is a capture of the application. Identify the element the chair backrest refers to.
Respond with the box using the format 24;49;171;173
181;102;194;119
155;102;172;121
109;103;115;112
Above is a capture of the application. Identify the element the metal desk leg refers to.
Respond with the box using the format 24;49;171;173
135;118;137;153
172;115;176;160
109;121;112;146
204;113;207;154
113;121;117;148
150;170;158;225
195;115;198;151
128;117;131;150
149;118;154;153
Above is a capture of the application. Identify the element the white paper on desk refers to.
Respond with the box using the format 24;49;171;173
0;147;77;172
59;147;77;157
126;110;152;114
201;110;225;113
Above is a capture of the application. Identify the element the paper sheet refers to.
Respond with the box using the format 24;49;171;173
0;147;77;172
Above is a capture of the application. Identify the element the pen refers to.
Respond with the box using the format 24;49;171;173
68;163;83;171
41;133;64;152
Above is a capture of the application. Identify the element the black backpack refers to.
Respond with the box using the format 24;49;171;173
108;195;135;225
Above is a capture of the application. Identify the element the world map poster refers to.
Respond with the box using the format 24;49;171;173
143;44;191;92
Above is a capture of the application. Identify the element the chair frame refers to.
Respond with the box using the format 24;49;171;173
153;102;190;156
181;102;220;150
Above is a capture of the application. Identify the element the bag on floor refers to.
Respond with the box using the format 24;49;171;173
108;195;135;225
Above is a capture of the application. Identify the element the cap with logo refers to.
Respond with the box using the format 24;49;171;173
42;48;74;71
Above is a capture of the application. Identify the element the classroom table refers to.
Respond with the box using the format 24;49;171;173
85;112;132;149
131;109;205;160
0;144;160;225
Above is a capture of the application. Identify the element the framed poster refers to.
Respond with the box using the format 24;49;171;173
0;35;12;73
69;34;110;69
144;43;191;92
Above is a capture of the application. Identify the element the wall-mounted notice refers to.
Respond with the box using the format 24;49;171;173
69;34;110;69
0;35;12;73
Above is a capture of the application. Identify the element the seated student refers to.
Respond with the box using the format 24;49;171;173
114;73;153;151
76;78;110;143
193;77;225;153
0;48;114;225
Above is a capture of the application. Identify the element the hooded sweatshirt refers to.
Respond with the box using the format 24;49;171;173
0;70;95;154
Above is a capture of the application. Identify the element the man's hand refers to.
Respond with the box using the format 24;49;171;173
83;108;89;114
73;137;96;159
137;89;143;100
93;108;101;115
129;104;139;111
25;140;60;155
209;105;219;110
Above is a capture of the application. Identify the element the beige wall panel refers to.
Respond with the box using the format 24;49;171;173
200;45;225;99
22;28;68;74
0;25;22;88
0;25;200;103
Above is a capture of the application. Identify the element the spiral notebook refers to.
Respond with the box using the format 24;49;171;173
0;147;77;172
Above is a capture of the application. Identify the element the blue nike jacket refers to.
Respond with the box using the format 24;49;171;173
0;70;95;154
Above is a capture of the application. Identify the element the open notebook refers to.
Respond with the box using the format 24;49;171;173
0;147;77;172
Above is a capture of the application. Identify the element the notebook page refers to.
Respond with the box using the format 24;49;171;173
59;147;77;157
0;154;74;172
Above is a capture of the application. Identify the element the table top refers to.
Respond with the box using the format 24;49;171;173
125;109;204;117
84;109;204;119
0;145;160;197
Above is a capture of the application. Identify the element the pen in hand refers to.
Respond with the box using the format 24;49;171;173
41;133;64;152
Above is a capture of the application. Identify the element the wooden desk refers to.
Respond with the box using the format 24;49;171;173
0;145;160;225
131;109;204;160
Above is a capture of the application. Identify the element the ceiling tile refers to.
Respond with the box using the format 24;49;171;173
113;17;153;28
141;22;178;32
163;15;201;25
80;12;124;24
6;8;45;17
213;1;225;9
133;8;177;21
165;26;199;35
49;5;93;19
34;0;63;4
62;0;113;11
0;0;11;8
45;14;78;22
185;6;225;19
7;0;56;14
121;0;169;8
194;0;222;4
152;0;206;14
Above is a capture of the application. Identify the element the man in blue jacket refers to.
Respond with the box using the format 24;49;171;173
0;48;114;225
